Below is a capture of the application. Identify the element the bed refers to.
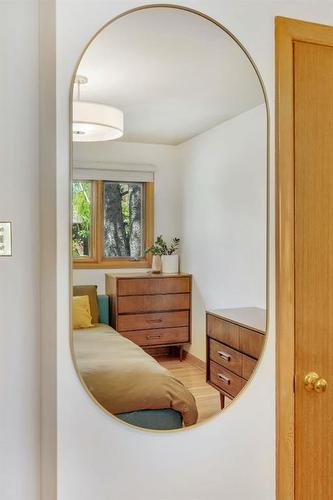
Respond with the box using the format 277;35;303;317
73;295;198;430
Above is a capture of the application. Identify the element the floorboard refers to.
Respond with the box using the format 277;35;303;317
157;356;232;424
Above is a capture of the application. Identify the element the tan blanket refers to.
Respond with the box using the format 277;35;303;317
73;324;198;426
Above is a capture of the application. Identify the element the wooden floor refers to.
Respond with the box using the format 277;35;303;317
157;356;231;424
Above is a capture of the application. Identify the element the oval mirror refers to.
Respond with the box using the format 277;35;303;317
70;5;268;431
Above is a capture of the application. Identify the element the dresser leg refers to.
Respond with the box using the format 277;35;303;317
220;393;225;410
179;345;183;362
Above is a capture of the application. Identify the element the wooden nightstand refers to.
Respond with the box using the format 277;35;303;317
206;307;266;408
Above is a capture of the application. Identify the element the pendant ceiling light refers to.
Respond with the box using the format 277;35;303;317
73;75;124;142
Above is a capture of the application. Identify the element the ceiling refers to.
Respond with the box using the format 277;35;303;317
76;7;265;146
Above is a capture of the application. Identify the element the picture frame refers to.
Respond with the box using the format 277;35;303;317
0;222;12;256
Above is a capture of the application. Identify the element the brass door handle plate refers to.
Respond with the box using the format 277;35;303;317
304;372;328;392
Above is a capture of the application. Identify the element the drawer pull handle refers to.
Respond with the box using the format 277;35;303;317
218;350;231;361
146;319;162;323
146;335;161;340
218;373;231;385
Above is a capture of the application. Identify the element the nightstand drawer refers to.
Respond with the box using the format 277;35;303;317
209;338;258;379
117;277;191;296
117;310;189;332
209;338;242;376
209;361;245;398
207;314;240;350
121;327;189;346
118;293;190;314
239;327;264;359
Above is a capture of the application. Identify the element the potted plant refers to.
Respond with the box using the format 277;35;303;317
145;235;180;274
161;237;180;273
145;235;166;273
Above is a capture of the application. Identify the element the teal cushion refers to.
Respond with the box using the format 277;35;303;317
97;295;110;325
116;409;183;430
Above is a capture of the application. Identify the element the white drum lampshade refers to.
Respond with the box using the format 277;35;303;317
73;101;124;142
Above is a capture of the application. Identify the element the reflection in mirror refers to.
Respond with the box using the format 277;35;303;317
71;6;268;431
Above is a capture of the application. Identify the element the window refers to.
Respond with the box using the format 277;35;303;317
72;181;93;258
72;179;153;268
104;181;144;259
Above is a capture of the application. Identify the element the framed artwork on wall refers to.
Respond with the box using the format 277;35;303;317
0;222;12;256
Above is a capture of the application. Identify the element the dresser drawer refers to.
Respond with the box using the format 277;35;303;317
117;293;190;314
117;277;191;296
117;310;189;332
207;314;240;350
209;361;245;398
121;327;189;346
239;327;265;358
209;338;242;376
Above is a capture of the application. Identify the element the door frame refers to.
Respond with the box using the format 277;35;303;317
276;16;333;500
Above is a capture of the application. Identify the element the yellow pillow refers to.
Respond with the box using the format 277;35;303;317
72;295;93;329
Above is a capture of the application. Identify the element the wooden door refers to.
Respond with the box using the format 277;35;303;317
294;40;333;500
276;17;333;500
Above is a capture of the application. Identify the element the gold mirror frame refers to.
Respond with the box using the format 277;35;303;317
68;3;270;432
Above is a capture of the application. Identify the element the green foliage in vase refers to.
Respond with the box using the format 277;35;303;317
145;235;180;256
167;237;180;255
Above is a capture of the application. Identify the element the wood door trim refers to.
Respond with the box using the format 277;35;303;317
276;16;333;500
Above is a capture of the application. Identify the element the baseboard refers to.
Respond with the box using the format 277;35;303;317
183;350;206;371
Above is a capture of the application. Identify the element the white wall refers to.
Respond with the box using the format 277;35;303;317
0;2;40;500
73;140;181;292
52;2;333;500
40;0;57;498
179;104;266;360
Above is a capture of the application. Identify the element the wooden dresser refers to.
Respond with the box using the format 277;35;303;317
206;307;266;408
105;273;192;359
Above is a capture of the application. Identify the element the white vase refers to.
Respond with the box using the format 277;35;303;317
161;254;179;274
151;255;162;274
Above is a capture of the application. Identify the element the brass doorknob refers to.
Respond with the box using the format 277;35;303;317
314;378;328;393
304;372;328;392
